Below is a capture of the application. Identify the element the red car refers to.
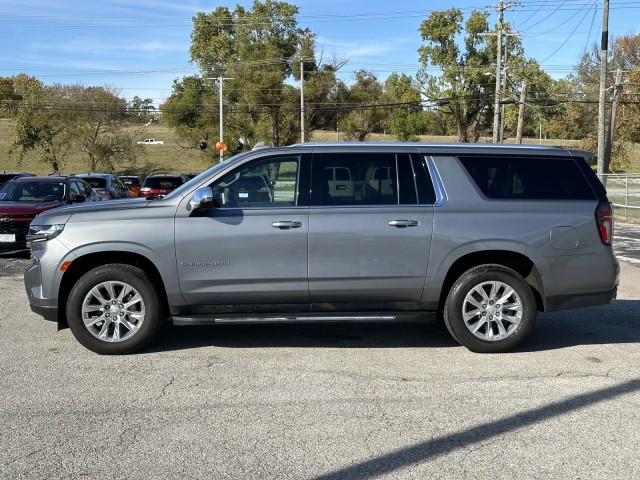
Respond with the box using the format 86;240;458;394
0;176;102;251
138;173;189;199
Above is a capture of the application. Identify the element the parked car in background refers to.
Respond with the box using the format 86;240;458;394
139;173;189;198
0;175;101;251
75;173;130;200
137;139;164;145
183;172;200;180
0;171;35;188
119;175;141;198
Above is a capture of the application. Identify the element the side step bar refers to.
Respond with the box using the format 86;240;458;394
171;312;434;326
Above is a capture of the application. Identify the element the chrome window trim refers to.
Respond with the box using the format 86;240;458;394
424;155;448;207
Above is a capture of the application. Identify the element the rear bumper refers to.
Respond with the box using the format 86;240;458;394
545;285;618;312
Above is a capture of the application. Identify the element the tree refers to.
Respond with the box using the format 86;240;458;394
417;8;547;143
12;82;74;173
12;82;143;173
417;8;492;142
340;70;385;141
384;73;426;141
161;75;223;163
0;74;38;118
500;59;555;141
128;96;156;124
555;33;640;171
189;0;309;148
73;86;142;171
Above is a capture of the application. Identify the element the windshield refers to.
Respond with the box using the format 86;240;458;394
162;152;248;200
0;181;66;202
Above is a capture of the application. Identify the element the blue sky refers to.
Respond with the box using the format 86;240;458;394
2;1;638;106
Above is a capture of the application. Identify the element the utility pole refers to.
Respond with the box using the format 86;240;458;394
216;76;233;161
491;1;504;143
489;1;518;143
300;58;305;143
516;79;527;144
597;0;610;179
604;68;623;175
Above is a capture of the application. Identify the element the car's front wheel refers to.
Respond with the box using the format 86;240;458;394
444;264;537;353
66;264;164;355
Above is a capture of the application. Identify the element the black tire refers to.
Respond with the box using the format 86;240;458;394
443;264;536;353
66;264;164;355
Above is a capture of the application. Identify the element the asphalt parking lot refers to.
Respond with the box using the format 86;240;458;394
1;227;639;479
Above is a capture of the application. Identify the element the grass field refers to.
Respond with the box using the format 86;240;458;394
2;118;639;177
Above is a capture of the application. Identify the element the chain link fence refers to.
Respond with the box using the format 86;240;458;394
601;174;640;223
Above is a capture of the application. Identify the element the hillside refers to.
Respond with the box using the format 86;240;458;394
1;118;638;176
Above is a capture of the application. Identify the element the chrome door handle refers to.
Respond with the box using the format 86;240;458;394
388;220;419;228
272;221;303;229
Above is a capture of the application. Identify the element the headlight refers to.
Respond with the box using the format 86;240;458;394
27;224;65;243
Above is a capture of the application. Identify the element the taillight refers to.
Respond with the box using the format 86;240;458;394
596;201;614;245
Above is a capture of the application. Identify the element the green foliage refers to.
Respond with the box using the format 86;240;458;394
418;8;493;142
340;70;385;142
10;80;143;173
417;8;551;143
128;96;156;124
188;0;309;147
12;82;74;172
384;73;426;142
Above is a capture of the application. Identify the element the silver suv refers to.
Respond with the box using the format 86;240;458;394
24;143;619;354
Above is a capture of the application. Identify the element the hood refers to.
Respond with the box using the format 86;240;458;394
0;200;63;216
32;196;156;226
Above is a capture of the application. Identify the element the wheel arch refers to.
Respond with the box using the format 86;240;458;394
437;250;545;317
57;251;169;329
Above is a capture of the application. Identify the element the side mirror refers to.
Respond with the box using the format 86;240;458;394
71;195;86;204
190;187;215;211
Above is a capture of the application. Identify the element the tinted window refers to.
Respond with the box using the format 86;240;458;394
121;177;140;187
312;152;435;206
210;156;300;208
143;177;184;189
459;156;597;200
84;178;107;188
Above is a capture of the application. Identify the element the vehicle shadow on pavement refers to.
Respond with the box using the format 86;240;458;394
147;320;458;353
523;300;640;351
146;300;640;353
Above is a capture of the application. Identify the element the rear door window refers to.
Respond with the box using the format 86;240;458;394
311;152;436;206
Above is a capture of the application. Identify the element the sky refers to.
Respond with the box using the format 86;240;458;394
2;1;639;106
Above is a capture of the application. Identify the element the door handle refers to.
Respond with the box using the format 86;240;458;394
388;220;419;228
272;221;303;229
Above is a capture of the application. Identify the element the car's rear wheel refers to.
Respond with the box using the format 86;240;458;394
66;264;164;355
444;264;536;353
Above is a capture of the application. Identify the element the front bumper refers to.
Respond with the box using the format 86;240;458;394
24;262;58;322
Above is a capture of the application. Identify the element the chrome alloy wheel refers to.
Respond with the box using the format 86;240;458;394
81;280;146;342
461;280;523;341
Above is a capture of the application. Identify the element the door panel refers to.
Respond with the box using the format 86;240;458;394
308;206;433;305
175;208;309;305
175;154;310;307
308;151;434;307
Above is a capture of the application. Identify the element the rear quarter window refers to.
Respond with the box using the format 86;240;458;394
458;156;597;200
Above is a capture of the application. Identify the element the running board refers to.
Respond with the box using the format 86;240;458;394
171;312;433;326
